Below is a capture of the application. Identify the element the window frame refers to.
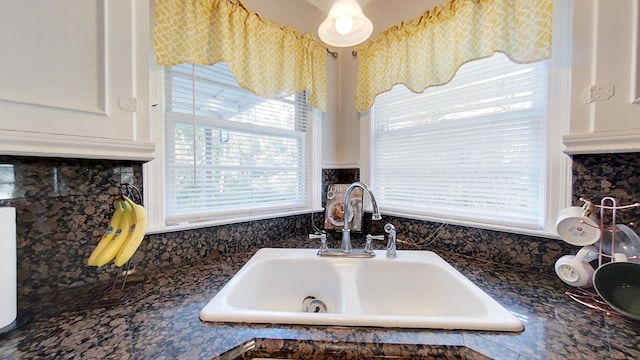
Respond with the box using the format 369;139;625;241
359;0;573;238
144;62;323;234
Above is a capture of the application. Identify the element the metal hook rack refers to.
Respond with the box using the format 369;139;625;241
565;197;640;316
120;183;143;205
579;197;640;267
81;183;144;309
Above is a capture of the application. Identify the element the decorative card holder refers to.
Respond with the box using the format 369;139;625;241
324;184;363;232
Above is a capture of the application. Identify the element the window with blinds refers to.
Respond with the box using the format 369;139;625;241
371;53;548;229
164;63;311;225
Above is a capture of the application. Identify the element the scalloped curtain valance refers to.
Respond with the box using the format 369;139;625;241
153;0;327;112
355;0;553;112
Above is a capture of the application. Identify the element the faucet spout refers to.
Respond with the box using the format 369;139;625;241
341;182;381;253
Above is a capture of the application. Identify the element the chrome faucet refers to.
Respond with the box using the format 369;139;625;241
341;182;382;253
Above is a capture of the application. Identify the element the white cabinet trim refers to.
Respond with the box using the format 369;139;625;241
0;1;152;162
0;130;155;161
563;130;640;154
632;0;640;104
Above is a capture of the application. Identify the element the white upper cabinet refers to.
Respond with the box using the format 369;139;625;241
565;0;640;154
0;0;154;161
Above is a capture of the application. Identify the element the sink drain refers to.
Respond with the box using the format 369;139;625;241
302;296;328;313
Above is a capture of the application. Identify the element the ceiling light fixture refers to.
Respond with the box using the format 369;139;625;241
318;0;373;47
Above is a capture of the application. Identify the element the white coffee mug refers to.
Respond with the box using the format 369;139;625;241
554;246;598;288
556;206;601;246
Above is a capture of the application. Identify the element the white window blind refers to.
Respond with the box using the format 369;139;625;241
164;63;311;225
371;53;548;229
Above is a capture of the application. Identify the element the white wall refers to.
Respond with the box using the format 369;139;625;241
245;0;640;162
337;0;447;165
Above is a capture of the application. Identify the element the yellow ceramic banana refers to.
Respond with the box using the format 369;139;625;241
92;199;134;267
87;199;125;266
114;196;148;267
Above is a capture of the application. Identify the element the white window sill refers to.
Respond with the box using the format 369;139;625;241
146;207;325;235
380;209;561;240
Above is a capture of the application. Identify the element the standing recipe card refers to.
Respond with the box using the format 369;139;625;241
324;184;363;232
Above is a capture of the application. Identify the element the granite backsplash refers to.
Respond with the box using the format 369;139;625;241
1;153;638;301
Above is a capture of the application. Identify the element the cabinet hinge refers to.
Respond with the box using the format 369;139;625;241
581;84;615;104
118;96;143;113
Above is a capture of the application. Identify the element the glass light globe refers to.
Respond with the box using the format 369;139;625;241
334;16;353;35
318;0;373;47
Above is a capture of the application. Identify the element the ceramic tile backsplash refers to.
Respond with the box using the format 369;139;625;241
571;153;640;225
0;156;144;298
0;156;312;300
365;216;574;275
4;153;639;300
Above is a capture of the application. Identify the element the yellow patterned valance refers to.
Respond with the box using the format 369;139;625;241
154;0;327;112
355;0;553;112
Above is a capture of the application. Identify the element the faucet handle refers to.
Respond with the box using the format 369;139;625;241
310;233;328;252
364;234;385;254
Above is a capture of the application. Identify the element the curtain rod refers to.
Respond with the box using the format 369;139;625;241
325;49;359;58
326;48;338;58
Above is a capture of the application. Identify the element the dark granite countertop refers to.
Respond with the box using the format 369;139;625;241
2;242;640;359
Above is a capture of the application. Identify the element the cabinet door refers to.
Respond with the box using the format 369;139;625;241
565;0;640;154
0;0;154;161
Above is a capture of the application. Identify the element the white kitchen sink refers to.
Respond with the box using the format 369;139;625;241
199;248;523;331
